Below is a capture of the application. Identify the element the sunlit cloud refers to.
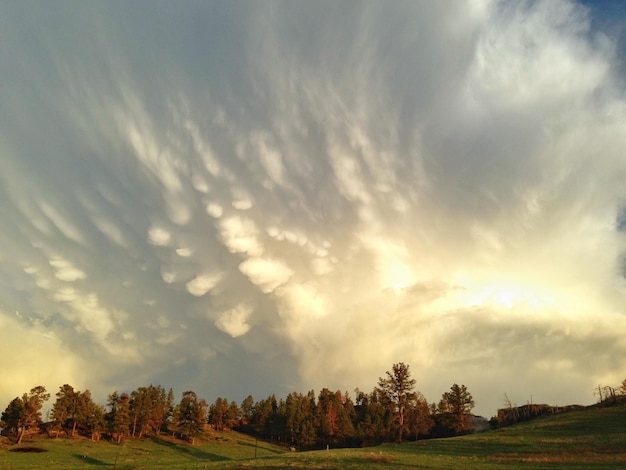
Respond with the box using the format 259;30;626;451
0;0;625;416
186;273;222;297
215;304;253;338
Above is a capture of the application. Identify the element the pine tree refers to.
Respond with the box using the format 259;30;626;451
226;400;240;429
51;384;83;438
83;393;106;442
406;393;434;440
354;389;391;445
240;395;254;427
177;391;207;445
377;363;418;443
1;386;49;443
438;383;475;434
107;392;131;443
1;398;25;442
208;397;228;431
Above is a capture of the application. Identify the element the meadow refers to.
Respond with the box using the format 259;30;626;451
1;405;624;469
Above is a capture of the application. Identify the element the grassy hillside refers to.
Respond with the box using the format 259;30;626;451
0;430;286;469
1;405;625;469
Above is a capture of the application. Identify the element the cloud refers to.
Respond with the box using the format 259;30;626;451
49;256;87;282
0;0;625;416
186;273;222;297
215;304;253;338
148;226;172;246
218;215;264;256
239;257;294;294
0;312;84;403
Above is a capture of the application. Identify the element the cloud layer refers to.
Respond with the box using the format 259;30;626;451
0;0;625;416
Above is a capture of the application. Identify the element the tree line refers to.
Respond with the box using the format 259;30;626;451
1;363;476;448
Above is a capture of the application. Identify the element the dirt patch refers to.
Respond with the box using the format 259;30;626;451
367;451;393;463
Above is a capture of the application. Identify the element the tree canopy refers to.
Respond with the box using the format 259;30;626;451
1;364;491;448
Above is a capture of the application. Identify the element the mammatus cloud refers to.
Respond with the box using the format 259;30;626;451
0;0;625;416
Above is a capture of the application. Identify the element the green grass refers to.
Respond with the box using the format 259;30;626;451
0;431;286;469
2;406;625;469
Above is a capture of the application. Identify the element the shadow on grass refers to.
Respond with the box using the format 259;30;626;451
72;454;112;466
233;437;285;455
9;446;48;453
149;436;230;461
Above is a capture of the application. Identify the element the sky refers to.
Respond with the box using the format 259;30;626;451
1;0;625;418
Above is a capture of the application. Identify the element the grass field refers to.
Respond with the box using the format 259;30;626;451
1;405;625;469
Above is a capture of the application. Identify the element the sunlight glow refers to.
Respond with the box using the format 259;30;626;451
386;263;415;292
465;283;557;311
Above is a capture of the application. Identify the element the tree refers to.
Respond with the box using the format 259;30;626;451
316;389;355;447
107;392;131;444
406;393;434;440
240;395;254;427
226;400;240;429
438;383;475;434
250;394;279;438
162;387;175;434
81;391;106;441
176;391;207;445
1;385;49;443
208;397;228;431
51;384;82;438
128;385;173;438
353;388;393;445
1;398;25;442
148;385;174;436
21;386;50;442
377;363;418;442
207;397;239;431
282;390;317;449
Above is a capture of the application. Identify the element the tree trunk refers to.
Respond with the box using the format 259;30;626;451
17;427;25;444
72;420;77;437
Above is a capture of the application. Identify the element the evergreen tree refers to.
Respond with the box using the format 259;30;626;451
82;392;106;442
208;397;228;430
406;393;434;440
251;395;279;438
240;395;254;427
163;387;175;434
130;386;152;438
51;384;82;438
226;400;240;429
0;387;45;444
438;383;475;434
1;397;25;442
377;363;418;442
353;389;391;445
282;390;317;449
107;392;131;443
176;391;207;445
317;388;355;447
147;385;172;436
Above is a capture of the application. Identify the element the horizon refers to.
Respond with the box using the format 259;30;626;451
1;0;626;419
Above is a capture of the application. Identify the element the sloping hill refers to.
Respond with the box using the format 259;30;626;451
223;405;626;469
395;404;626;469
1;405;625;469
